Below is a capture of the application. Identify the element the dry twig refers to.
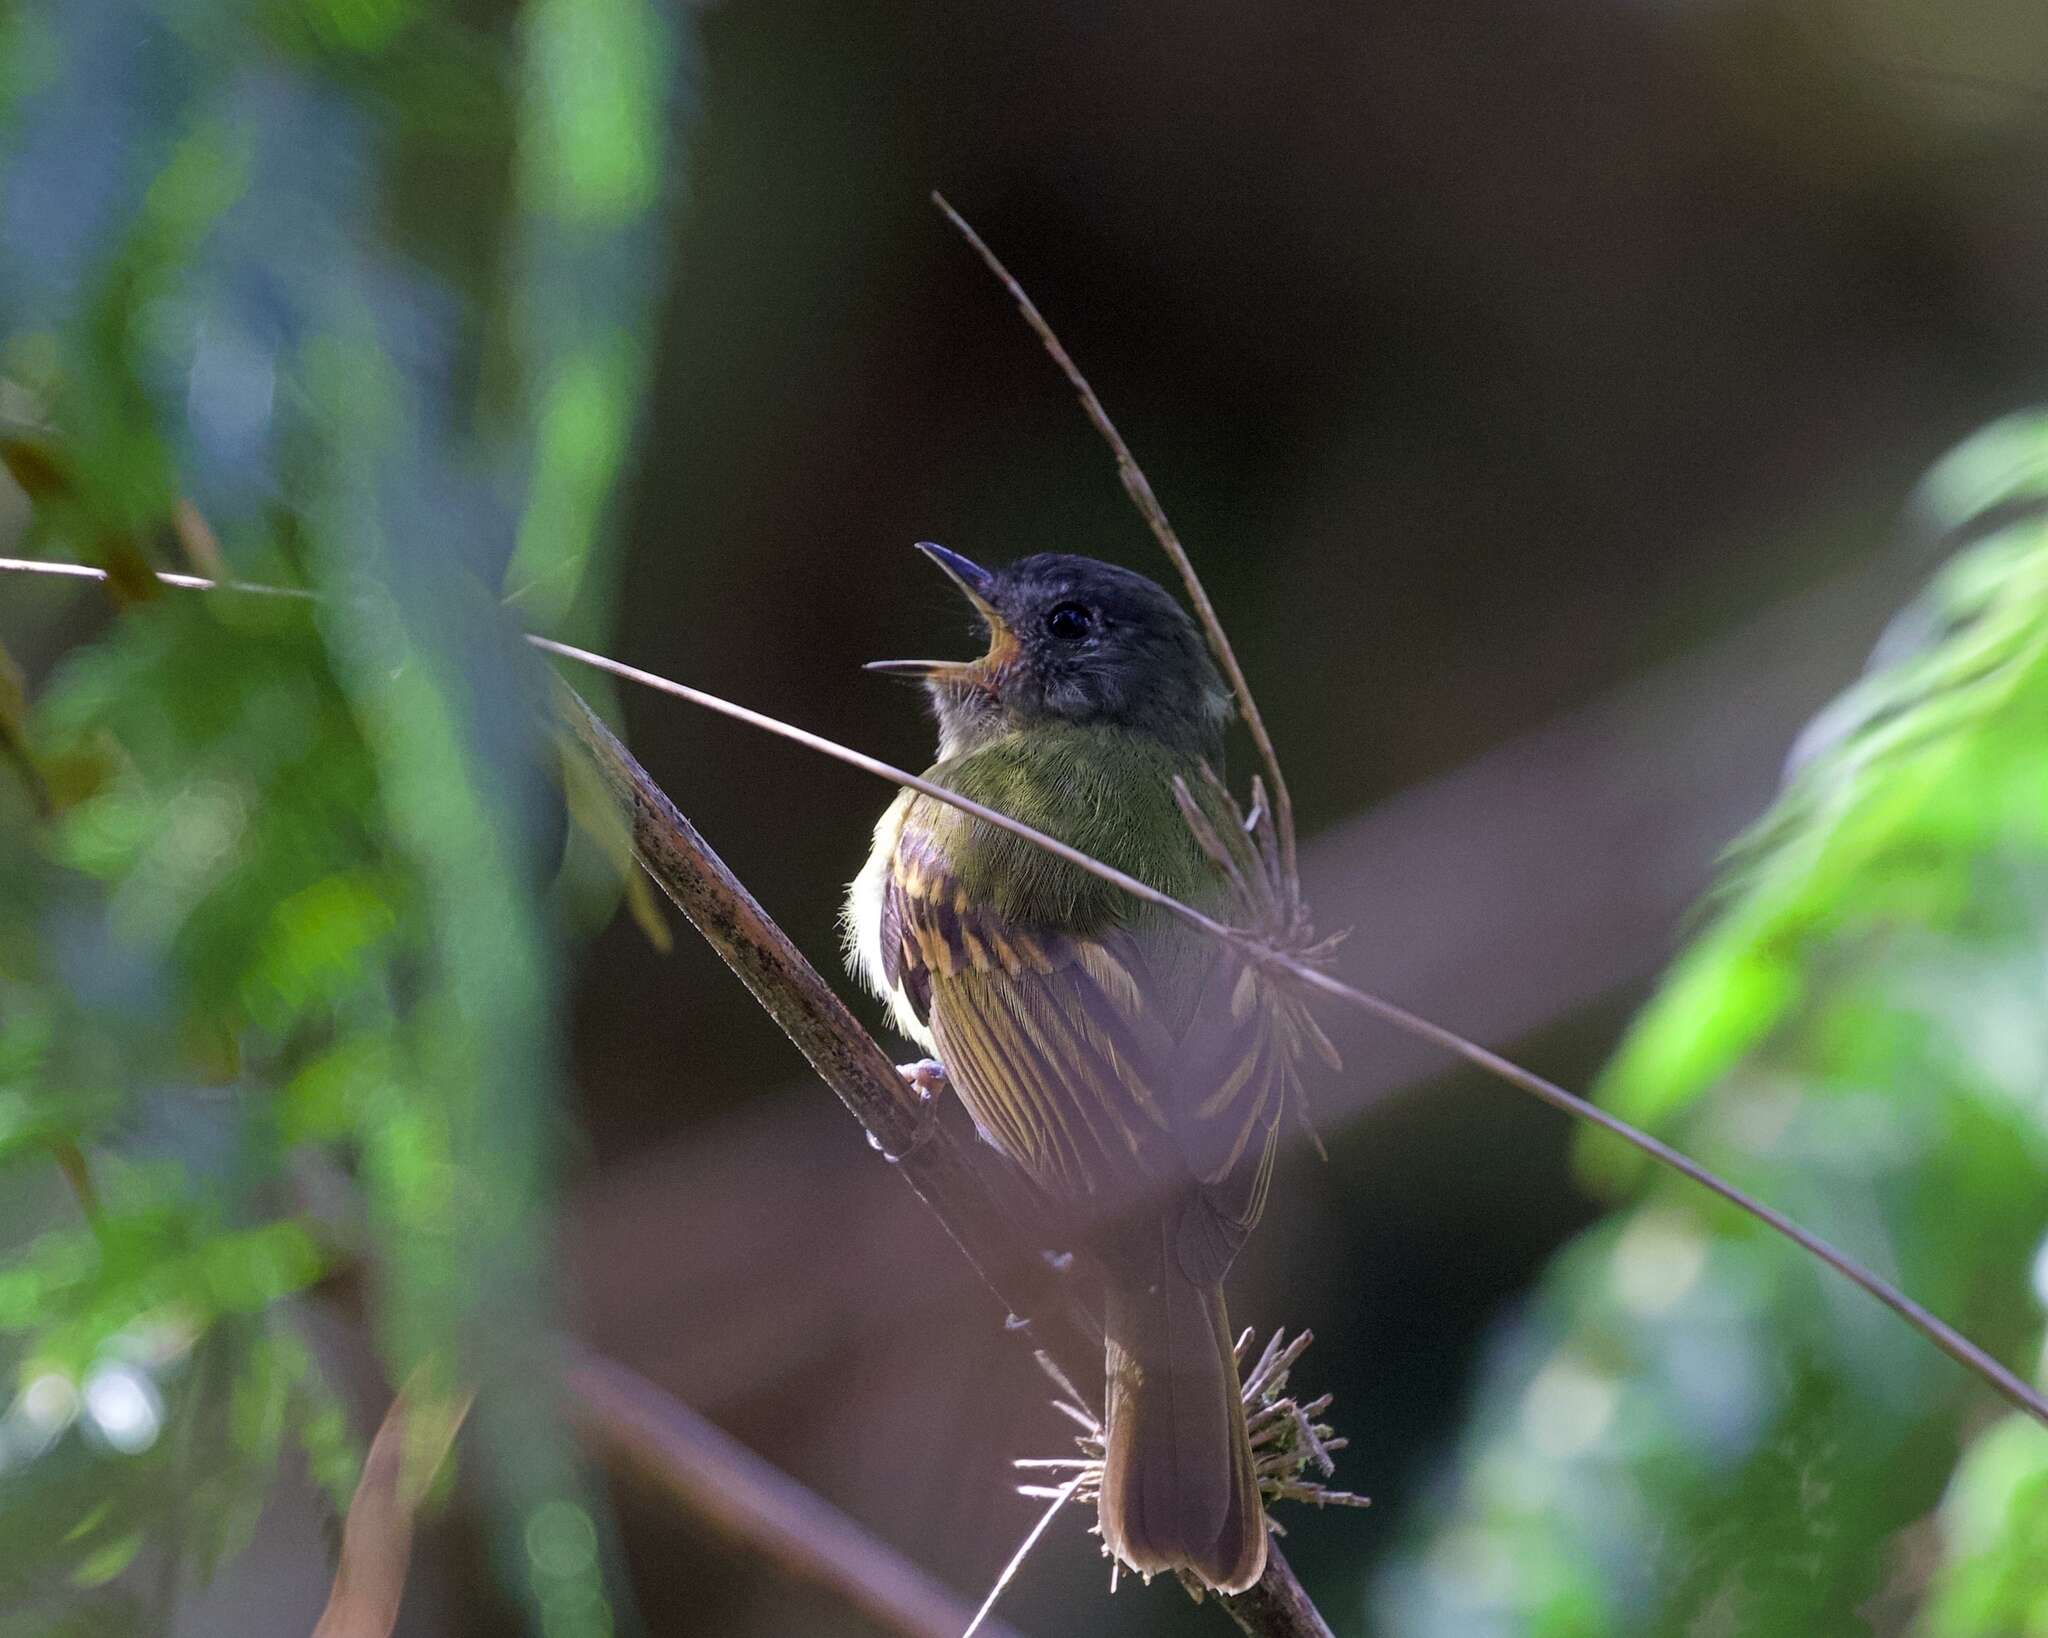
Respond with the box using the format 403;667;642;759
930;191;1303;904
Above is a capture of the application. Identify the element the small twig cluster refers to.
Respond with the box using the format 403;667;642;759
1016;1328;1370;1590
1171;764;1343;978
1239;1329;1369;1515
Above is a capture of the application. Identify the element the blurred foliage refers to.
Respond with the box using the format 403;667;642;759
0;1;689;1632
1376;417;2048;1635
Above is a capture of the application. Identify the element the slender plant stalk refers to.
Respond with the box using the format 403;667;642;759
312;1376;473;1638
929;192;1302;897
7;549;2045;1435
537;640;2048;1431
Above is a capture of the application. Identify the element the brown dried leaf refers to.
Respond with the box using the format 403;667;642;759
310;1374;472;1638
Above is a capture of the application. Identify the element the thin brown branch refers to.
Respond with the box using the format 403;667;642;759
550;683;1336;1635
8;550;2044;1432
566;1344;1027;1638
928;192;1301;898
552;683;1090;1353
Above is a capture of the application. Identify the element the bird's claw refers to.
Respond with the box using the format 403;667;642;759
872;1058;946;1162
898;1058;948;1103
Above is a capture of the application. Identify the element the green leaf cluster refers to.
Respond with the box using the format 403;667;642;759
1376;417;2048;1637
0;1;688;1630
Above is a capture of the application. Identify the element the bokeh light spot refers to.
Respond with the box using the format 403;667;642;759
1521;1355;1619;1461
525;1498;599;1582
81;1363;162;1454
1611;1208;1709;1316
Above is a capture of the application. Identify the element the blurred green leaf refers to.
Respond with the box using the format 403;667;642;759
0;0;691;1624
1379;416;2048;1636
1920;1414;2048;1637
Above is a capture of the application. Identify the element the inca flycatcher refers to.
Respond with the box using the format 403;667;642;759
846;543;1298;1592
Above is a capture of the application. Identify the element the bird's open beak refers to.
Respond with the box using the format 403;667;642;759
863;542;1017;681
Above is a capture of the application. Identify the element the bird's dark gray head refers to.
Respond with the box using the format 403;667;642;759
867;545;1231;759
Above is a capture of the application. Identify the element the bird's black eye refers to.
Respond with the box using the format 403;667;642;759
1044;602;1094;642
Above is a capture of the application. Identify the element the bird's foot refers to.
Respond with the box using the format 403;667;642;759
871;1058;946;1162
897;1058;949;1102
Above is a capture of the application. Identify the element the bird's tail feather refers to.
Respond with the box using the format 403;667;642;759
1098;1257;1266;1593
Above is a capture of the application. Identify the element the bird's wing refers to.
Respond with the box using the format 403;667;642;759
885;828;1289;1282
1169;945;1291;1283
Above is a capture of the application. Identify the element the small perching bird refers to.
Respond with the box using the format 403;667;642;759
845;543;1310;1592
